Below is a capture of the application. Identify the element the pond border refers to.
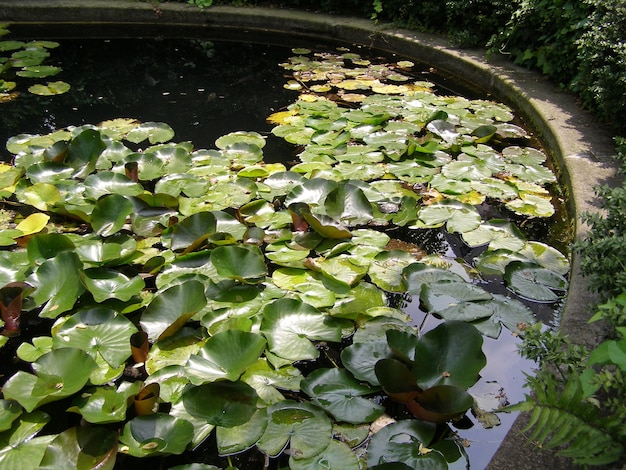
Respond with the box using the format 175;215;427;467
0;1;619;468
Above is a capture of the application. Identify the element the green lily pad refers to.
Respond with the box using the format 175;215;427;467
140;280;207;341
324;182;373;225
119;414;194;457
366;420;443;469
260;298;342;361
341;340;393;386
52;306;138;368
80;268;145;303
241;359;303;405
185;330;266;384
210;245;267;283
504;261;568;303
216;408;269;456
38;426;118;470
125;122;175;145
68;382;141;424
182;381;258;427
28;81;70;96
420;280;492;313
519;241;569;275
461;219;526;251
416;200;481;233
290;439;361;470
301;368;384;424
403;263;465;295
257;400;332;459
83;172;144;199
413;321;486;389
27;251;85;318
2;348;97;412
0;400;22;433
0;411;54;470
90;194;134;236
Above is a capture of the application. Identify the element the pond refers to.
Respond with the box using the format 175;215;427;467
0;25;571;469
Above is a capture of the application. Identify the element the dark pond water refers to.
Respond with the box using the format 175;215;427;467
0;26;561;469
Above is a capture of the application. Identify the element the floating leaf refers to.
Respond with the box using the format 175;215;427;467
38;426;117;470
28;251;84;318
260;298;342;361
290;439;361;470
210;245;267;283
28;81;70;96
52;306;138;368
461;219;526;251
125;122;174;144
301;368;384;424
182;381;258;427
185;330;266;384
257;400;332;459
366;420;443;469
119;414;193;457
140;280;207;341
216;408;269;456
504;261;568;303
2;348;97;412
413;321;486;389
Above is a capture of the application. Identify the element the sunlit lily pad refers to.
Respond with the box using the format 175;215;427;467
28;81;70;96
125;122;174;144
504;261;568;303
257;400;332;459
38;426;118;470
260;298;342;361
52;306;138;367
119;414;194;457
461;219;526;251
290;439;361;470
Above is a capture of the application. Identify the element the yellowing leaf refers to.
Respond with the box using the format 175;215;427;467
15;213;50;235
266;110;297;125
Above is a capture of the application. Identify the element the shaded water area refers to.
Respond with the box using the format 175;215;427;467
0;25;568;469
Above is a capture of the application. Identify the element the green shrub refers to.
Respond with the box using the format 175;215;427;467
488;0;591;85
572;0;626;126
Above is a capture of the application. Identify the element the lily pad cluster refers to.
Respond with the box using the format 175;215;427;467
0;24;70;100
0;46;570;469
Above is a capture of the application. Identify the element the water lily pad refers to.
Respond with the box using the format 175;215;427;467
185;330;266;384
260;298;342;361
257;400;332;459
416;200;481;233
341;340;393;386
38;426;118;470
15;213;49;236
403;263;465;295
68;382;141;424
519;241;569;275
366;420;443;469
420;281;492;314
290;439;361;470
2;348;97;412
52;306;138;367
91;194;134;236
461;219;526;251
125;122;174;144
504;261;568;303
241;359;303;405
413;321;486;389
140;280;207;341
28;251;85;318
28;81;70;96
210;245;267;283
216;408;268;455
301;368;384;424
182;381;258;427
119;413;193;457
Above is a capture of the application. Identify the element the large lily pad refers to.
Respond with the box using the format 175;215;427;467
51;306;137;368
184;330;266;384
118;414;193;457
413;321;486;389
504;261;568;303
38;426;117;470
182;381;258;427
301;368;384;424
256;401;332;459
260;298;342;361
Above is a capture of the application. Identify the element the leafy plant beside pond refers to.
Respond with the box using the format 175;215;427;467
0;47;569;468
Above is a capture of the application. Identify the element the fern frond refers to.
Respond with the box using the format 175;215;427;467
517;374;625;466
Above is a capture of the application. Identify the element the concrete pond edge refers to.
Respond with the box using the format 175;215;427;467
0;2;619;468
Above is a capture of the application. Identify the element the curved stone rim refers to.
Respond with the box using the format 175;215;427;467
0;1;618;467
